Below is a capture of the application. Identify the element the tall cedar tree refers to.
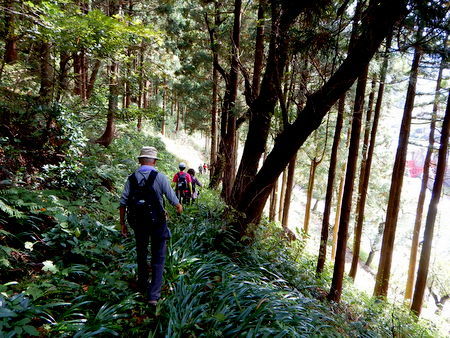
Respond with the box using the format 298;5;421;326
230;0;407;239
328;63;368;302
411;89;450;315
349;31;392;279
349;76;377;280
404;51;445;301
207;0;241;199
96;0;120;147
374;38;422;298
316;95;344;274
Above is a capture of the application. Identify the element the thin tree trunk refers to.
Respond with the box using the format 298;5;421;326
269;177;278;221
86;59;101;99
56;52;70;102
365;221;384;267
221;0;242;202
331;165;346;261
161;88;166;135
136;45;144;130
405;49;445;302
349;75;377;280
411;89;450;316
4;0;18;64
80;49;87;101
349;32;392;280
73;52;81;96
96;62;118;147
328;64;368;302
176;100;181;133
312;199;319;212
39;42;53;103
317;95;344;274
278;169;287;222
304;158;319;234
374;39;422;298
281;153;297;239
210;62;218;174
252;0;265;96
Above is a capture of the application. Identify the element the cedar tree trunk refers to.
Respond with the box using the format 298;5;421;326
96;62;119;147
349;76;377;280
316;95;344;274
411;89;450;316
405;53;444;302
328;65;368;302
349;32;392;279
374;41;422;298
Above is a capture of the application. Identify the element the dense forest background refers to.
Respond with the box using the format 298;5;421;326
1;0;450;336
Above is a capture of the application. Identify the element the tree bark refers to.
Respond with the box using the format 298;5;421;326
269;176;278;221
4;0;18;64
161;88;166;135
210;60;219;178
317;95;345;275
278;168;287;222
39;42;53;104
56;52;70;102
231;1;304;203
86;59;101;99
96;62;119;147
252;0;265;96
176;100;181;133
349;32;392;280
281;153;297;237
232;0;406;239
220;0;242;202
331;164;346;261
405;51;445;302
411;89;450;316
374;40;422;298
349;75;377;280
73;52;82;96
328;64;368;302
80;50;88;101
304;157;319;234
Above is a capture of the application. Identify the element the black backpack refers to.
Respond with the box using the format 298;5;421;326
126;171;166;227
176;172;188;195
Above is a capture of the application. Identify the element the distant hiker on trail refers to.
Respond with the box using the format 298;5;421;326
119;146;183;305
203;163;208;173
172;162;192;205
187;168;202;203
198;164;203;175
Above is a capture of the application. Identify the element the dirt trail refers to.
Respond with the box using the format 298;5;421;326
160;132;207;170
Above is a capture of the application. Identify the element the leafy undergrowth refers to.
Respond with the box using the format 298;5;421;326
0;126;437;337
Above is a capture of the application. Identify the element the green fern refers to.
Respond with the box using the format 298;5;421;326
0;198;25;219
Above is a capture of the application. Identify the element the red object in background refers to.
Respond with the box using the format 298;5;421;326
406;159;423;178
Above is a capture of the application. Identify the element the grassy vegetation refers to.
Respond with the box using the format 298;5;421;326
0;125;438;336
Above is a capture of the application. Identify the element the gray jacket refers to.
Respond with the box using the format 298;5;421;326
120;166;179;208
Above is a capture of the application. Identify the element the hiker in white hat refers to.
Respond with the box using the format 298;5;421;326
119;146;182;305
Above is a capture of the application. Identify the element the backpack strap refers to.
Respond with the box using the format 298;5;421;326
128;170;158;193
128;173;139;191
143;170;158;189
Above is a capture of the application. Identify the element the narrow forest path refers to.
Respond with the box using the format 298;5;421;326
160;132;207;171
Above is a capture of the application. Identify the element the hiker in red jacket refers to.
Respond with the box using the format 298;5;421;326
172;162;193;205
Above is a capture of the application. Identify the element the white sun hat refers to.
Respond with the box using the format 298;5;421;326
138;146;160;160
